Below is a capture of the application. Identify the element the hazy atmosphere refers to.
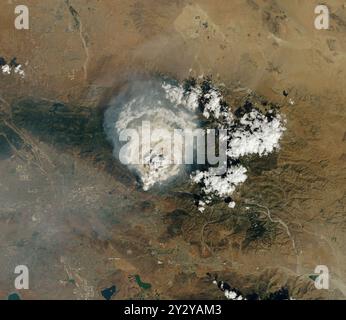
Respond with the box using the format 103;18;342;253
0;0;345;302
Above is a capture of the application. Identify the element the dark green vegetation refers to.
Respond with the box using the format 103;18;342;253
0;120;23;160
9;98;135;185
134;275;152;290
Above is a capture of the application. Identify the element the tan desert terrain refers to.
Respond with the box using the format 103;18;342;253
0;0;345;299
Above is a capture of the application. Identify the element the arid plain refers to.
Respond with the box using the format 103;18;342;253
0;0;345;299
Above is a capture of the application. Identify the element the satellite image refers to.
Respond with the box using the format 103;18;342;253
0;0;345;303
